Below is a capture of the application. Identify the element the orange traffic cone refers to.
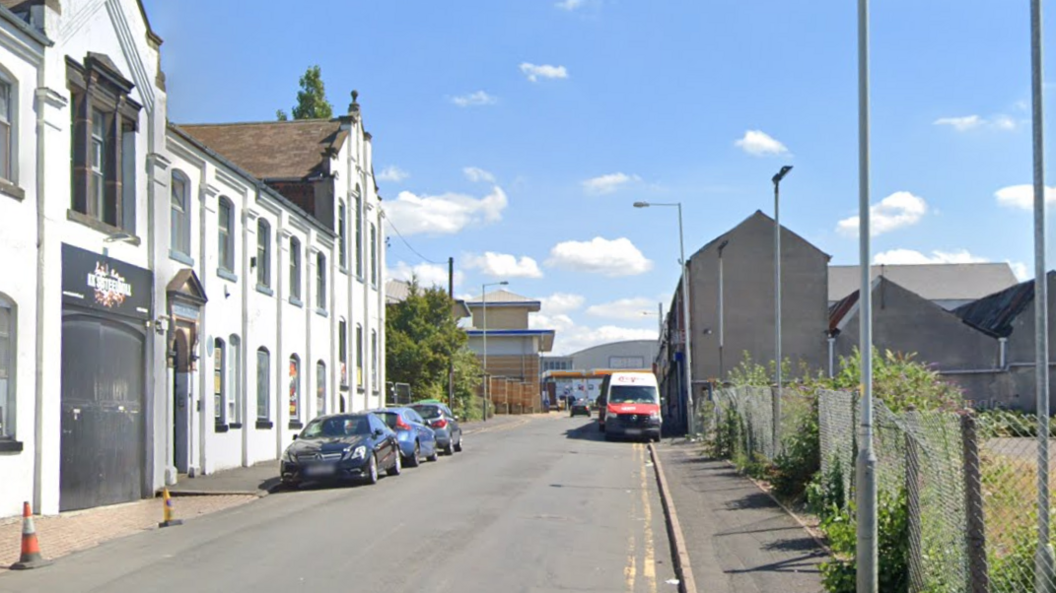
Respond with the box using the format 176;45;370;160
158;488;182;528
10;501;49;570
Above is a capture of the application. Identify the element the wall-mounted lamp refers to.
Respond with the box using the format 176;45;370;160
250;256;257;269
154;315;170;336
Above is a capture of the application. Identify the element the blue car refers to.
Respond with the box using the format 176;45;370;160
371;407;439;467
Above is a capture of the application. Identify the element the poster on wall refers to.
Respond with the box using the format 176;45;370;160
61;243;152;320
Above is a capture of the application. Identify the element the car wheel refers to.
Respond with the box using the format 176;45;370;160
453;434;463;453
387;450;402;476
365;453;379;485
407;443;421;468
427;444;440;462
280;480;299;491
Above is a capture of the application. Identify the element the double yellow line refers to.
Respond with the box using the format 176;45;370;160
625;442;658;593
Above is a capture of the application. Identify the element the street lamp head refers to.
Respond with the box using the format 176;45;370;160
632;201;650;208
717;239;729;253
772;165;793;184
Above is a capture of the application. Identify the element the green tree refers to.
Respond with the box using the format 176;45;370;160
277;65;334;121
386;278;481;417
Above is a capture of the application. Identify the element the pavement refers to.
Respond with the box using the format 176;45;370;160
0;413;677;593
655;439;827;593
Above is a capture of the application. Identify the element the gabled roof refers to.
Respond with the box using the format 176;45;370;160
177;119;347;181
385;279;410;305
829;263;1018;303
954;275;1042;338
692;210;831;262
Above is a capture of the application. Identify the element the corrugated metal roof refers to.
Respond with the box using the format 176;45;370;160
827;289;860;335
829;263;1018;303
953;277;1038;338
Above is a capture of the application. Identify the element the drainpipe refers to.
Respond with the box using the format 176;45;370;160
196;168;208;476
32;83;48;514
827;336;836;378
999;337;1008;370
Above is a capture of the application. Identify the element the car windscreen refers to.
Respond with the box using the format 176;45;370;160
301;415;370;438
609;385;658;404
410;405;441;419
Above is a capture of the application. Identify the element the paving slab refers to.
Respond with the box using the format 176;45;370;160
656;440;826;593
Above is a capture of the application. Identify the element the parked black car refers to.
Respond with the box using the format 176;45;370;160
569;398;591;417
407;402;463;455
280;413;402;488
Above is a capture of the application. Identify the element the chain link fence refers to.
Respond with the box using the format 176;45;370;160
703;385;1056;592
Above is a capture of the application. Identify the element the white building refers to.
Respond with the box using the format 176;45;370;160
0;0;385;518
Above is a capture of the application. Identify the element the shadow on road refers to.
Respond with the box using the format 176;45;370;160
562;419;606;441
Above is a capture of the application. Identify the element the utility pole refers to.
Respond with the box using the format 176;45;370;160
448;257;454;410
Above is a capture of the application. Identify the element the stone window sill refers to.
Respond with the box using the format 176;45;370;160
214;423;229;433
67;209;141;244
315;308;328;318
217;268;238;283
289;296;303;308
256;284;274;297
255;420;273;430
0;178;25;201
0;439;24;453
229;422;243;429
288;420;304;430
169;249;195;267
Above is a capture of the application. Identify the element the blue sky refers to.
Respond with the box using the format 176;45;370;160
145;0;1048;354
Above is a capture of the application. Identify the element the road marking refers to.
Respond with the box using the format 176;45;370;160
625;444;639;592
638;443;658;593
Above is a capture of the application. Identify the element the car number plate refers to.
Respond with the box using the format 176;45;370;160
304;464;336;477
624;428;642;436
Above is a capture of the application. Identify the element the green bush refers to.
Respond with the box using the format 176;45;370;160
770;395;820;501
820;488;909;593
819;348;963;413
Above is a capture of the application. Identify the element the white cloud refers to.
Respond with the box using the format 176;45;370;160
464;252;543;279
384;186;508;236
520;63;569;83
586;297;658;320
994;184;1056;210
873;248;989;265
555;0;584;9
934;114;1018;132
539;293;585;315
734;130;790;157
390;261;464;289
532;318;657;356
377;166;409;183
836;191;928;237
463;167;495;183
1010;261;1030;281
581;172;641;195
546;237;652;277
451;91;497;107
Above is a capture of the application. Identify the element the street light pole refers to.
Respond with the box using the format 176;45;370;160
772;165;792;456
856;0;878;590
481;280;508;422
717;239;728;380
634;201;695;436
1030;0;1054;586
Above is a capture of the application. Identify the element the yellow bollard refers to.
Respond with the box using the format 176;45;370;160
158;488;183;528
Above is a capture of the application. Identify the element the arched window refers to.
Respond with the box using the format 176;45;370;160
214;338;226;425
316;360;326;416
229;335;242;425
356;324;364;387
371;330;378;389
354;185;363;277
316;253;327;311
338;199;347;269
0;294;15;441
370;222;377;286
218;197;235;273
171;171;191;256
338;319;348;388
289;237;302;301
256;219;271;288
256;347;270;421
289;354;301;422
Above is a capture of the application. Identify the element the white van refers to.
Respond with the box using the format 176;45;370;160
596;371;661;442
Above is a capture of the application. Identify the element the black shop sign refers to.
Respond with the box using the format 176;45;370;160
62;243;152;320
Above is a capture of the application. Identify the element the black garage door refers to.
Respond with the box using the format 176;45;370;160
60;314;146;511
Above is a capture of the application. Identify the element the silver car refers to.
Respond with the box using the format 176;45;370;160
407;403;463;455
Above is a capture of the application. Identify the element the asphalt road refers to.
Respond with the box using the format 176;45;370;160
0;414;678;593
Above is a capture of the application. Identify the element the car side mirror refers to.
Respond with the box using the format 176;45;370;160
292;434;298;440
374;429;385;438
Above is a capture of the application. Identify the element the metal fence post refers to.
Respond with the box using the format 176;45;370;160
961;411;990;593
905;407;923;593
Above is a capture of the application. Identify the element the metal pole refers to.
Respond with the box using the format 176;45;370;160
773;180;782;456
1031;0;1054;588
856;0;878;590
448;257;455;410
719;244;725;380
483;284;488;422
678;203;695;436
